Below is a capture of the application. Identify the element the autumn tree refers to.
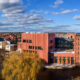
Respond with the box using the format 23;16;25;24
2;51;43;80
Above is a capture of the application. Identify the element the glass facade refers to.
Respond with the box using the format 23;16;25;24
55;38;74;49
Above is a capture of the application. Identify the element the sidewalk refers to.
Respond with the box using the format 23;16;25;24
44;63;76;69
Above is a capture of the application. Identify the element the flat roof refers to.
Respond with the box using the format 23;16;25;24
55;37;74;41
6;44;17;46
50;48;74;54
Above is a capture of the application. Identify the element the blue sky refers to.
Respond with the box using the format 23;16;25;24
0;0;80;32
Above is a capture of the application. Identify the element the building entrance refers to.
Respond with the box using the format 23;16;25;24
49;56;53;63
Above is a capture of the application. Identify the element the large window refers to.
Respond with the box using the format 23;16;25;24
29;46;32;49
23;40;26;43
55;57;58;63
38;47;43;50
67;57;70;64
33;46;37;49
29;40;32;43
71;57;74;64
59;57;61;64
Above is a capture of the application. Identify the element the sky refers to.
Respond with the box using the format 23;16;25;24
0;0;80;32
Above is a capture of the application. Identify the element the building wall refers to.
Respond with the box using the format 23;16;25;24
74;36;80;64
49;53;75;64
67;33;76;39
17;33;55;64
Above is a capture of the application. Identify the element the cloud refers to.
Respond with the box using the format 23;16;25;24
2;6;26;13
52;9;78;15
2;13;29;18
27;3;31;6
30;9;42;13
50;0;63;8
0;0;55;32
55;25;70;27
2;14;54;27
0;0;26;13
73;15;80;20
73;23;80;26
0;22;13;26
44;11;49;14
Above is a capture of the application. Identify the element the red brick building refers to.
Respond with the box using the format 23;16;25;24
74;35;80;64
0;36;15;41
17;32;80;65
17;32;55;64
67;33;76;39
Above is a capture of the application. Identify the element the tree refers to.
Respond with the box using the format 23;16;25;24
0;49;5;80
2;51;43;80
13;36;18;44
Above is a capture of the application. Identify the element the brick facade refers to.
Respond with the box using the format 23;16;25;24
17;33;55;64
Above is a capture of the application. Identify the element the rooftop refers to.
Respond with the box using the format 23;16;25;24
55;37;74;41
6;44;17;46
50;48;74;54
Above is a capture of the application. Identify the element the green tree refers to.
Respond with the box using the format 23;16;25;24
2;51;43;80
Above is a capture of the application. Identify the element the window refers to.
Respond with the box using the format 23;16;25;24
55;57;58;63
59;57;61;60
71;36;72;38
23;40;26;43
23;50;26;52
29;46;32;49
71;57;74;60
78;43;79;45
29;40;32;43
29;50;32;53
63;57;66;60
38;47;43;50
55;57;58;60
33;51;37;54
27;40;28;43
50;40;53;43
